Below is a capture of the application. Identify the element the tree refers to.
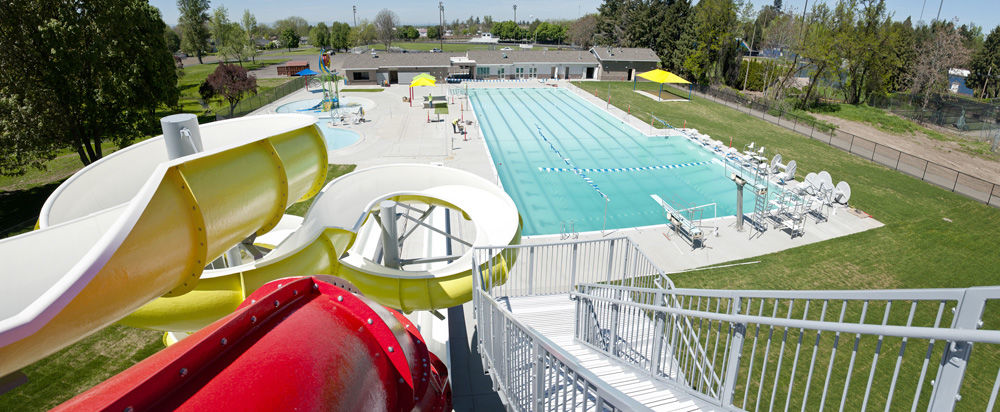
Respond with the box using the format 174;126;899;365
164;26;182;52
241;10;259;62
568;14;598;48
796;2;838;107
310;22;331;49
177;0;211;64
351;20;377;46
274;16;310;37
907;25;971;109
374;9;399;50
205;64;257;117
280;28;300;51
427;25;441;39
966;25;1000;99
330;22;352;51
0;0;179;172
210;6;229;53
683;0;739;84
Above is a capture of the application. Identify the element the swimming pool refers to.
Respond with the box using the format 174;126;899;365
276;99;363;150
470;87;761;236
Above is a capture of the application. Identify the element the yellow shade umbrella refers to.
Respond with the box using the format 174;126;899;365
634;69;691;100
409;77;436;87
409;76;436;107
412;73;436;82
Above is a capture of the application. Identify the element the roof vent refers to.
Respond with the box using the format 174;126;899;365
503;53;507;59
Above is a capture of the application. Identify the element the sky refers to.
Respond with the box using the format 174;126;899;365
150;0;999;32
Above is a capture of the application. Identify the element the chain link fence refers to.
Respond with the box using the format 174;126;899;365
691;85;1000;208
215;76;307;121
872;92;1000;144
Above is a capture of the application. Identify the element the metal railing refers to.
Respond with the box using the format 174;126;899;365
690;85;1000;208
471;237;666;411
215;76;307;120
573;283;1000;411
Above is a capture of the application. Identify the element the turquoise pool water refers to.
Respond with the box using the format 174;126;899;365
470;87;760;236
276;99;361;150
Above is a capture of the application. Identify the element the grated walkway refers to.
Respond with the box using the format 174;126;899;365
507;294;723;411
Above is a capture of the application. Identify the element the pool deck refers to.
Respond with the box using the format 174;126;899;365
252;79;883;274
251;79;884;411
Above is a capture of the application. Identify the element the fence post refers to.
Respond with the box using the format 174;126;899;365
953;173;960;192
896;152;902;170
533;341;545;409
649;291;666;377
848;135;855;153
609;302;620;356
871;143;877;162
605;239;616;283
927;289;990;411
921;161;929;180
990;185;997;206
570;243;579;287
528;247;535;295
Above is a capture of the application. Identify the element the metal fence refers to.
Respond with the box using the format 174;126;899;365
573;282;1000;411
470;237;670;411
872;93;1000;139
215;76;307;120
691;85;1000;208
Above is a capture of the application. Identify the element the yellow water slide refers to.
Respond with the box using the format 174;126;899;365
0;114;520;377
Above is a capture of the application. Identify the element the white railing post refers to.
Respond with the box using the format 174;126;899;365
720;297;746;407
609;292;621;357
928;289;989;411
570;243;579;287
528;246;535;295
649;291;666;377
606;239;617;283
533;341;545;410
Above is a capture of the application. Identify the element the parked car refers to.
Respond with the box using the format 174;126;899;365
430;48;442;53
500;47;513;51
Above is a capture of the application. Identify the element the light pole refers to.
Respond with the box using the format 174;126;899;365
439;2;444;51
352;5;357;27
513;3;517;23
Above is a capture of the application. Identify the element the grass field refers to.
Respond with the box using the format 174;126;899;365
575;80;1000;410
0;164;357;409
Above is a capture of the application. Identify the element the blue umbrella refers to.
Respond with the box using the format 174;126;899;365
295;68;319;76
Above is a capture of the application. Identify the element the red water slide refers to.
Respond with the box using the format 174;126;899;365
55;276;451;411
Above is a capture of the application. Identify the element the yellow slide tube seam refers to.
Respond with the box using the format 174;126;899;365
298;127;329;202
163;168;209;297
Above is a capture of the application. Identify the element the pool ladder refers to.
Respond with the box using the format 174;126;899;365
560;220;578;240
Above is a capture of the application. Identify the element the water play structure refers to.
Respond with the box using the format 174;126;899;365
300;54;341;112
0;113;520;393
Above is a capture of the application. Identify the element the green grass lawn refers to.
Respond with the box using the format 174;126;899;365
285;164;357;217
575;80;1000;410
171;59;290;119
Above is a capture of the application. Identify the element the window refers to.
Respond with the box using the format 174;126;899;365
477;67;489;77
515;67;524;77
352;71;370;81
497;68;505;78
529;67;538;77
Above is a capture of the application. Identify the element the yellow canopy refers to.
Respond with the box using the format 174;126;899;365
637;69;690;84
410;77;436;87
413;73;436;82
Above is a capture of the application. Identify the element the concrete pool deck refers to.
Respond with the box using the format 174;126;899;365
252;79;883;273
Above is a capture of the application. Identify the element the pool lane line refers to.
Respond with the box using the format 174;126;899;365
533;124;609;201
538;160;712;173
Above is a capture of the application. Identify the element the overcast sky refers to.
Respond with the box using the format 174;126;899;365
151;0;998;32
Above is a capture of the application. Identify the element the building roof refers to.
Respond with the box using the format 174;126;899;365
338;52;460;70
466;50;597;65
589;47;659;62
283;60;310;66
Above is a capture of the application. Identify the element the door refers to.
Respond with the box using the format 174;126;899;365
551;67;557;79
564;67;570;79
586;67;595;79
390;71;399;84
626;69;633;81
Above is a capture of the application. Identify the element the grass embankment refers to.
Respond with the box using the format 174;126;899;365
0;164;355;409
810;103;996;158
172;59;291;119
576;80;1000;410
